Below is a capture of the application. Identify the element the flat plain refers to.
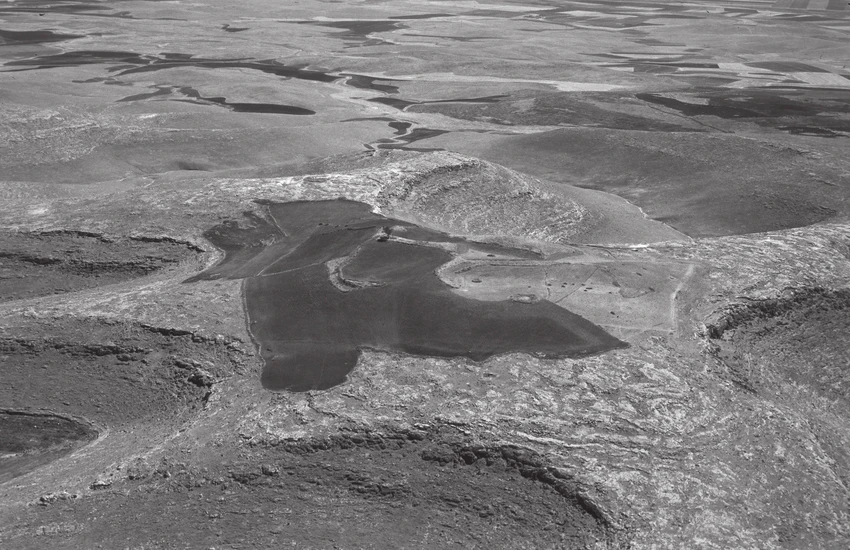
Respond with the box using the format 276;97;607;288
1;0;849;548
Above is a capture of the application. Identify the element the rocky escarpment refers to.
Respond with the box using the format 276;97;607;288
0;411;98;485
704;288;850;495
704;287;850;341
703;285;850;401
0;317;246;424
2;425;618;550
0;230;202;301
0;316;249;494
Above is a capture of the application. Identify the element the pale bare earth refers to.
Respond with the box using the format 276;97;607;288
1;0;850;548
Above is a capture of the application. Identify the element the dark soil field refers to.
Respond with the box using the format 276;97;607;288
192;200;624;391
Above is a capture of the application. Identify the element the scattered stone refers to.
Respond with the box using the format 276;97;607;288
37;491;77;506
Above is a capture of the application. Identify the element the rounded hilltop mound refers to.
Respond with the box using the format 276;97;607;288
377;153;591;243
260;149;686;247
